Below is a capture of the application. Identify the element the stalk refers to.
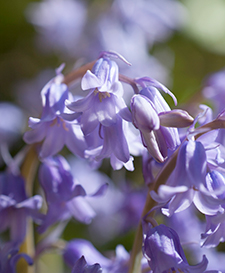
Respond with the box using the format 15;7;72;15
17;145;39;273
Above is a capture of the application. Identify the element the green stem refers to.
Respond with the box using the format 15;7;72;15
128;147;179;273
17;145;39;273
63;60;96;86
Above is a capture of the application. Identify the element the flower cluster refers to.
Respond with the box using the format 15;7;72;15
2;1;225;273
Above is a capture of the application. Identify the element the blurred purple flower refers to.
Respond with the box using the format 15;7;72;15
38;155;107;233
63;239;129;273
202;69;225;116
0;103;25;147
0;169;43;244
25;0;87;57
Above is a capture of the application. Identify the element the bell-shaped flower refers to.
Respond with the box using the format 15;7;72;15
131;77;181;162
38;155;107;233
66;52;136;170
63;239;129;273
142;223;210;273
151;140;225;217
71;256;102;273
81;51;128;97
201;171;225;248
23;66;87;159
0;169;43;244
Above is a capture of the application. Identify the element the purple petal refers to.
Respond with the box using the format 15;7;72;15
94;96;117;126
39;120;65;158
67;197;96;224
81;70;102;90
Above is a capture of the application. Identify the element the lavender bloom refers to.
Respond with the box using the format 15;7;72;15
66;53;135;170
38;155;107;233
63;239;129;273
151;140;225;217
201;171;225;248
0;169;42;244
71;256;102;273
0;243;33;273
143;223;209;273
131;77;181;162
23;67;87;159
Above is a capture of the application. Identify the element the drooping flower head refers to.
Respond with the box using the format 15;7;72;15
142;223;209;273
23;65;87;159
66;52;135;170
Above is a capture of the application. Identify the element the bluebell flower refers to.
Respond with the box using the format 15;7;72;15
130;77;183;162
66;52;135;170
0;168;43;245
151;140;225;216
23;67;87;159
38;155;107;233
201;171;225;248
142;223;209;273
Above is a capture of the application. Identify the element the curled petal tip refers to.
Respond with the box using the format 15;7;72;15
98;50;132;66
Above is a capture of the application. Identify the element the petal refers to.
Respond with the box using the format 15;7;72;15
23;121;48;144
80;108;98;135
159;109;194;128
39;120;65;159
81;70;102;90
66;124;87;158
67;197;96;224
94;95;117;126
194;191;224;215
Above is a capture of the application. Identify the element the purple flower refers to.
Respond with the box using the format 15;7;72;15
23;67;87;159
0;169;42;244
71;256;102;273
130;77;181;162
201;171;225;248
66;53;136;170
151;140;225;216
63;239;129;273
143;223;209;273
38;155;107;233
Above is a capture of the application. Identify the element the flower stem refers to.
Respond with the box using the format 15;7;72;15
63;60;96;86
128;147;179;273
17;145;39;273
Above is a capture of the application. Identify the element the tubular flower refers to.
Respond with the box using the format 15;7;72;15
0;169;43;244
130;77;190;162
66;52;135;170
38;155;107;233
23;66;87;159
151;140;225;217
142;223;209;273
